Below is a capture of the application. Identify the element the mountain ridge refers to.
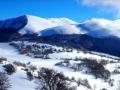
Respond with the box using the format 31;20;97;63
1;15;120;38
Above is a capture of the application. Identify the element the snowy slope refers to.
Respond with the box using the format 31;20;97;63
39;25;84;36
0;42;120;90
19;15;82;35
10;69;36;90
20;15;55;34
48;17;77;25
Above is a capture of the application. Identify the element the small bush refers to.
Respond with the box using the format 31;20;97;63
28;65;37;72
55;62;63;66
0;57;7;64
26;71;33;81
113;69;120;74
13;61;26;67
76;78;91;89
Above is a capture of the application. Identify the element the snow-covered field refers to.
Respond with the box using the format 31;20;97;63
0;43;120;90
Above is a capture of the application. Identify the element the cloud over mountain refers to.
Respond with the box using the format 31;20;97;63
79;0;120;18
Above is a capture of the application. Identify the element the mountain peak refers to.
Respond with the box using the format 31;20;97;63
19;15;80;35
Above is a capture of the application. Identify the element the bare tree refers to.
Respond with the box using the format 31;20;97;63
36;68;74;90
0;72;11;90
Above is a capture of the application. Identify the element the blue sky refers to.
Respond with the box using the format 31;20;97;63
0;0;117;22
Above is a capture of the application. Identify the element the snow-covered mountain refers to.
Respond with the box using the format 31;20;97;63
1;15;120;57
1;15;120;38
78;18;120;38
19;15;81;35
0;15;84;41
20;15;120;38
38;25;83;36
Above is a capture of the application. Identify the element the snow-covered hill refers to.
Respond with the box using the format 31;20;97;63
0;42;120;90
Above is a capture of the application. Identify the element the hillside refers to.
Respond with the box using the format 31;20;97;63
0;42;120;90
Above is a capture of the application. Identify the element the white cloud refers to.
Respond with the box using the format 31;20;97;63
79;0;120;18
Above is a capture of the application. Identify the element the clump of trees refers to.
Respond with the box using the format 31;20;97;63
55;58;111;80
36;68;75;90
0;72;11;90
83;58;111;80
3;64;16;75
10;41;74;59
